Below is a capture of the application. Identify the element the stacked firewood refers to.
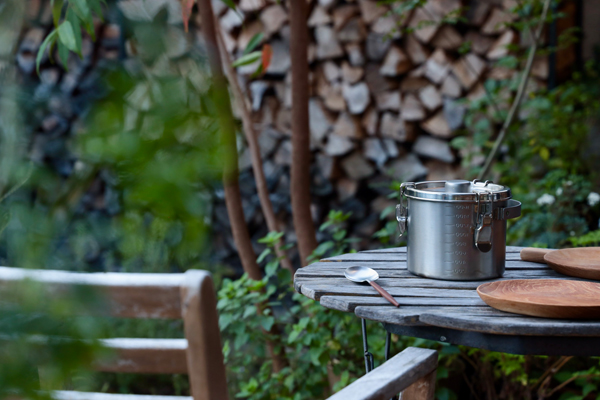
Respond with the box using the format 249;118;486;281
215;0;548;193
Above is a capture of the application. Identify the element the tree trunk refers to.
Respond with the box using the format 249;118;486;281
197;0;288;372
289;0;318;265
215;29;295;275
197;0;261;280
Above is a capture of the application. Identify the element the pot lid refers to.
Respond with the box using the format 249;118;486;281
403;180;511;202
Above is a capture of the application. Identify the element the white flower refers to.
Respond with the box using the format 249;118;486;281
588;192;600;207
536;194;556;206
566;180;573;186
556;188;563;196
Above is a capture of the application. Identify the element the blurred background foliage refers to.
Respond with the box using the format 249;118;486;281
1;0;600;399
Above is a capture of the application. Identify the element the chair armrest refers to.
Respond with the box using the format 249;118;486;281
326;347;438;400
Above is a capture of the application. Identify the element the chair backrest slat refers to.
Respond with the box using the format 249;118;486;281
95;338;188;374
0;267;182;319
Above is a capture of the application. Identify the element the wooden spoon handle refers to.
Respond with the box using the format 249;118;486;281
369;281;400;307
520;248;553;264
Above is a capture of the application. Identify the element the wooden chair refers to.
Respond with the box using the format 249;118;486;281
0;267;437;400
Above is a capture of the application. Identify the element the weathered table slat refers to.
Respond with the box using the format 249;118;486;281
294;246;600;355
359;246;523;254
322;252;524;262
302;260;547;270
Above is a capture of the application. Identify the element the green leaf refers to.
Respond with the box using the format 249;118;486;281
232;51;262;67
244;33;264;55
257;248;271;263
66;9;83;57
220;0;237;10
36;30;58;75
57;40;70;69
58;21;78;53
312;241;334;256
287;328;301;343
259;316;274;331
51;0;64;26
70;0;92;25
332;229;346;242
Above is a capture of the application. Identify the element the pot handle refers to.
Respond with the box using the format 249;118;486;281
495;199;522;220
396;182;414;237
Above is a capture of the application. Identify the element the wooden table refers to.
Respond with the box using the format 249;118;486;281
294;246;600;357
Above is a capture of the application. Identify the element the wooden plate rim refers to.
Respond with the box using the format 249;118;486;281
477;279;600;309
543;247;600;272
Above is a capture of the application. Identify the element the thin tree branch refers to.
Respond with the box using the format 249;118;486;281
215;28;295;274
289;0;318;265
478;0;552;180
197;0;262;280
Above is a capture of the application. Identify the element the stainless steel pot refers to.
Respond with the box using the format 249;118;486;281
396;180;521;281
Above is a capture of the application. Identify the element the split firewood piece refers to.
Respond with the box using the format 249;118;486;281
337;177;359;201
420;110;452;138
381;112;415;142
405;34;430;65
338;18;368;43
308;6;332;27
239;0;265;13
400;76;430;92
380;46;412;77
341;61;364;84
316;153;341;180
309;99;335;142
334;112;364;138
429;0;461;17
319;0;337;10
358;0;388;24
418;84;442;111
440;73;462;98
363;138;389;168
452;53;486;90
425;159;459;181
366;32;392;61
323;85;347;112
237;20;264;51
315;26;344;59
413;135;455;163
487;30;516;60
362;107;379;135
260;5;288;36
464;31;495;55
220;29;237;53
424;48;451;84
481;7;514;35
325;133;355;156
341;151;375;180
275;108;291;135
431;25;463;50
220;8;244;32
366;63;398;93
345;43;365;66
467;83;486;102
375;91;401;111
408;2;444;43
531;56;549;80
322;61;341;83
466;1;491;27
371;15;401;39
401;93;426;121
343;82;371;114
443;97;466;131
488;66;513;80
333;5;359;30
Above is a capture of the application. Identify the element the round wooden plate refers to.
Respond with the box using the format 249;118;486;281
477;279;600;319
544;247;600;280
